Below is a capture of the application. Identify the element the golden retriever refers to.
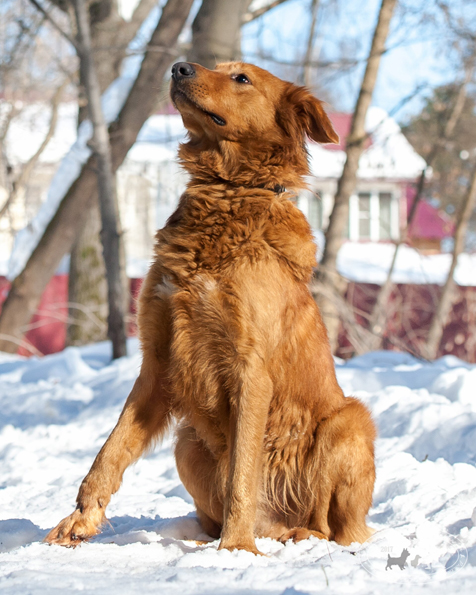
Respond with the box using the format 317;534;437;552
45;62;376;554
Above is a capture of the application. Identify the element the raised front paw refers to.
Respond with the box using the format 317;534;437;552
44;507;106;547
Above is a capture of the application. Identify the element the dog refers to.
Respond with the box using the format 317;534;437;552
45;61;376;555
386;548;410;570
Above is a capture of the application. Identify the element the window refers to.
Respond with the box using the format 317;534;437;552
349;191;397;241
358;193;371;240
379;192;392;240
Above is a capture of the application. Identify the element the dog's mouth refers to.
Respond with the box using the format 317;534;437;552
172;89;226;127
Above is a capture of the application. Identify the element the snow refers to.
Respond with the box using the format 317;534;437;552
1;342;476;593
336;241;476;286
308;107;427;180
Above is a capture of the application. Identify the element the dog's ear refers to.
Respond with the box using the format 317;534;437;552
278;84;339;144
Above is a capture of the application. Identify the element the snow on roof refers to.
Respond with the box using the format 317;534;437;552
309;107;426;180
4;108;185;166
117;0;142;21
248;0;275;12
336;241;476;286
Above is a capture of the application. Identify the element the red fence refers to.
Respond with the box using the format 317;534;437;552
1;276;475;362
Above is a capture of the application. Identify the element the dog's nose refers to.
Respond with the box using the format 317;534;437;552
171;62;196;82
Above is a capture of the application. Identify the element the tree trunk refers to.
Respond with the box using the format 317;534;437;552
0;0;194;354
67;0;156;348
73;0;127;359
314;0;397;352
424;165;476;360
67;199;108;346
367;68;472;350
189;0;253;69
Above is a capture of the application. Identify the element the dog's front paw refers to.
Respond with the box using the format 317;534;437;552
44;507;105;547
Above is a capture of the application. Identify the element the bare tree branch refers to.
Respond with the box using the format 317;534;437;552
124;0;157;38
28;0;80;53
0;333;43;356
301;0;321;87
243;0;290;23
0;80;68;220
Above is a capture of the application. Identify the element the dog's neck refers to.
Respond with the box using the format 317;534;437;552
178;136;310;194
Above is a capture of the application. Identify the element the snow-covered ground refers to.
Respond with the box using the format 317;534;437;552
1;340;476;594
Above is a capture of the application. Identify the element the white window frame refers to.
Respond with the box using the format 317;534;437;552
349;190;399;241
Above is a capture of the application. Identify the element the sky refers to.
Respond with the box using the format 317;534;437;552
242;0;472;124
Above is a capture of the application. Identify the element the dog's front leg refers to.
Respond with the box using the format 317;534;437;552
44;357;172;547
218;359;272;555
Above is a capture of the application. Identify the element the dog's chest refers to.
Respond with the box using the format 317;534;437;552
154;193;317;282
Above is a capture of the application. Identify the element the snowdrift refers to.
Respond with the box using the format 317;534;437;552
1;341;475;594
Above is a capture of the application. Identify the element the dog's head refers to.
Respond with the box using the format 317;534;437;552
170;61;338;190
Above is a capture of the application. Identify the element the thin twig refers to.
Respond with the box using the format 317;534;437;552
27;0;81;53
0;79;68;219
0;333;43;356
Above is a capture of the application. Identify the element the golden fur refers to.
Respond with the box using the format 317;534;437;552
45;62;376;554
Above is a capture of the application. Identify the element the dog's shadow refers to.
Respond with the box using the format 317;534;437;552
91;512;215;549
0;513;215;554
0;518;48;553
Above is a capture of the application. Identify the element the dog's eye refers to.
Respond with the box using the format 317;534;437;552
233;74;251;84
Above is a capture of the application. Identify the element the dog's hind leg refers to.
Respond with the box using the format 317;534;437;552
276;477;332;544
318;398;376;546
175;424;223;539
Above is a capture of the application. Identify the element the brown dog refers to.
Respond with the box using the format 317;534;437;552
45;62;376;554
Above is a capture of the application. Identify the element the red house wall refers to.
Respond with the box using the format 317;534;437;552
338;282;476;362
0;275;68;356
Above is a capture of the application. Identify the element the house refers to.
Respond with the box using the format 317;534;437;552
298;107;452;250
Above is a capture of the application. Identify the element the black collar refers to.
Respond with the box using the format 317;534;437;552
256;183;286;194
195;177;286;194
